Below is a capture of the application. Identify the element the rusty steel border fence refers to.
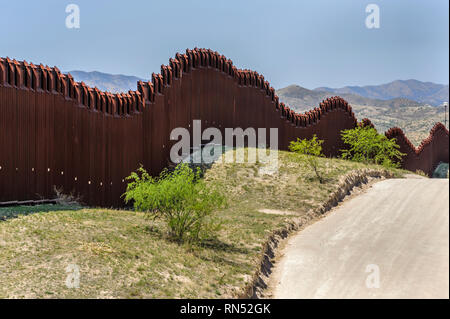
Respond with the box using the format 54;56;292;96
0;48;448;207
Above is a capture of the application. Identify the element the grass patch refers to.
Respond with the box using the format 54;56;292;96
0;204;82;221
0;150;407;298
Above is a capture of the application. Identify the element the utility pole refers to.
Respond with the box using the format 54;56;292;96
444;102;448;129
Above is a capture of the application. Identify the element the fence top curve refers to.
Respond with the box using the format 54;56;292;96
385;122;449;155
0;49;357;128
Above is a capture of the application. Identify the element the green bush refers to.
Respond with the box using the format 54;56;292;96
123;164;225;243
289;134;325;183
340;126;405;168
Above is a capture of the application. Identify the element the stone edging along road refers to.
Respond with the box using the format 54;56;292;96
237;168;395;299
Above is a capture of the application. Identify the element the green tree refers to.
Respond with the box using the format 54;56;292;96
340;126;405;168
123;164;225;243
289;134;325;183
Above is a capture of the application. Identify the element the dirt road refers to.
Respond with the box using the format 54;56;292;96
270;178;449;299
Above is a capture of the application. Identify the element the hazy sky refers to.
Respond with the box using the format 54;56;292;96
0;0;448;89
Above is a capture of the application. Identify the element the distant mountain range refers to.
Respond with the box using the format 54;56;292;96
68;70;448;108
68;70;143;94
314;80;448;106
276;84;448;146
276;85;422;111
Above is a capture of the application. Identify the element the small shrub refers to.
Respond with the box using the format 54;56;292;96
53;186;82;206
123;164;225;243
340;126;405;168
289;134;325;183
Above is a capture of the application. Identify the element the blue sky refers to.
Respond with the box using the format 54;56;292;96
0;0;448;89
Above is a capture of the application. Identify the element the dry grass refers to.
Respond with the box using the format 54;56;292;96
0;150;407;298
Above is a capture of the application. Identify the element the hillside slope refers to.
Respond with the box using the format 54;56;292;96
68;70;143;93
277;84;421;110
0;151;405;298
276;85;447;145
315;79;449;106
